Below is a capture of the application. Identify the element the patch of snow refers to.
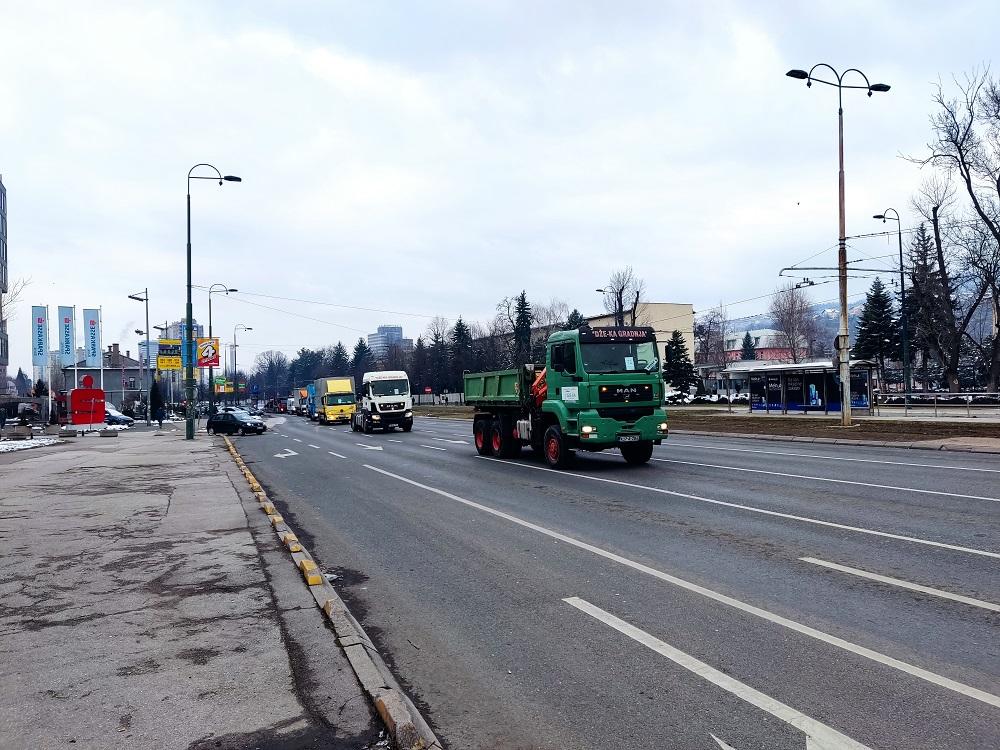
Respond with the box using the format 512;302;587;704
0;437;61;453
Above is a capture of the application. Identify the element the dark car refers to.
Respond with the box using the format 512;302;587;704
104;402;135;427
206;412;264;436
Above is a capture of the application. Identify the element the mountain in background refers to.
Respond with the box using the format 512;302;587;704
728;301;865;344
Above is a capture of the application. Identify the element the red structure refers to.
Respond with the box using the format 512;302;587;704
68;374;105;426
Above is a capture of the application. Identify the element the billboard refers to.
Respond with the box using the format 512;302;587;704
157;339;182;370
83;308;101;367
58;306;76;366
197;337;220;368
31;306;49;367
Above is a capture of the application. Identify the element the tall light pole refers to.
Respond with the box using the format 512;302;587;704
873;209;910;401
186;165;241;439
786;65;890;425
595;287;624;327
128;289;151;426
233;324;252;406
207;284;237;416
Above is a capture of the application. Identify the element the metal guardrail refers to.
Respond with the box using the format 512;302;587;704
873;392;1000;418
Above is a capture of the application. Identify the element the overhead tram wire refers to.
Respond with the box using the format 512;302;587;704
221;293;369;335
191;285;438;320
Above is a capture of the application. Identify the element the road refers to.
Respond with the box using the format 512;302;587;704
233;415;1000;750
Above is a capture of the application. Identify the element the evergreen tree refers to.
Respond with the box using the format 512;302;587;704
428;330;450;392
410;337;429;394
32;379;49;397
328;342;350;377
852;277;900;383
662;330;697;392
513;291;533;364
740;331;756;360
149;378;164;415
564;309;587;330
449;317;473;391
351;339;374;385
14;368;31;396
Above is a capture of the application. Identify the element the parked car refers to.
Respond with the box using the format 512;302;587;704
104;402;135;427
206;411;264;435
219;406;267;431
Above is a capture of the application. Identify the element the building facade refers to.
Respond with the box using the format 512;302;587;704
61;344;145;408
0;174;8;382
368;324;413;359
723;328;808;363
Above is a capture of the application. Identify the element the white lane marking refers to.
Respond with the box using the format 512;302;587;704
652;457;1000;504
480;458;999;560
274;448;298;459
710;735;738;750
388;439;403;443
568;598;871;750
432;437;469;444
363;464;1000;708
328;451;347;459
308;444;321;449
800;557;1000;612
668;442;1000;474
292;438;302;443
419;444;448;451
356;443;383;451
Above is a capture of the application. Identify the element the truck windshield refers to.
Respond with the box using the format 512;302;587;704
323;394;355;406
371;379;409;396
581;341;659;374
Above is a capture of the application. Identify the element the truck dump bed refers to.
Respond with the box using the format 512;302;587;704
464;369;524;408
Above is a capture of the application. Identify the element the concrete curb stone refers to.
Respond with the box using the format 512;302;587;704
222;436;442;750
669;428;1000;454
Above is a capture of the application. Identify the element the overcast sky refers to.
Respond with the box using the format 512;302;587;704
2;1;997;375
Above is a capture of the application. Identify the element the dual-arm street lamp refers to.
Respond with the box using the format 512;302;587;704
186;164;241;439
127;289;151;426
786;64;890;426
232;324;252;406
873;208;911;400
207;284;237;416
595;287;625;327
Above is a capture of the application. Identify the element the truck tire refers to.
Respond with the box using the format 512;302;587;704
492;415;520;458
474;418;493;456
363;415;373;434
402;419;413;432
620;441;654;465
351;416;360;432
543;425;571;469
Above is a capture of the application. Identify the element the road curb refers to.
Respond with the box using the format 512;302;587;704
223;436;443;750
669;429;1000;454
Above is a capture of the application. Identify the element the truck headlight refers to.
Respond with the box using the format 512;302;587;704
404;411;412;417
658;422;668;431
581;425;594;435
372;414;381;421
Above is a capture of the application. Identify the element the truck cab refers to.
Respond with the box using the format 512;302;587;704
315;377;356;425
351;371;414;433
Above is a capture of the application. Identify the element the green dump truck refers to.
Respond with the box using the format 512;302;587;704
463;326;668;468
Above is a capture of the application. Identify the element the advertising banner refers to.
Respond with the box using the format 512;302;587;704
83;308;101;367
197;337;220;368
157;339;182;370
57;306;76;366
748;373;766;410
31;306;49;367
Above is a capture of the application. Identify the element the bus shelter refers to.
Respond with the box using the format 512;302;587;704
722;360;874;416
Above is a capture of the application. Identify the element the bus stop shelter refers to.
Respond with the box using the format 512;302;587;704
722;359;875;416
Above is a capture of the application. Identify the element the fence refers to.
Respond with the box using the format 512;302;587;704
873;392;1000;418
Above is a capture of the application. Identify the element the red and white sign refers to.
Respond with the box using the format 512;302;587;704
69;375;105;426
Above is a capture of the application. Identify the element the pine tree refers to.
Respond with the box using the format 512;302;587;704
513;291;533;364
351;339;374;385
564;309;587;330
449;317;473;391
328;342;350;377
662;330;697;392
149;378;164;415
740;331;756;360
32;379;48;397
852;277;900;383
410;337;429;394
428;330;449;392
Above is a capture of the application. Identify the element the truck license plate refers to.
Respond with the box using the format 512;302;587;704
617;434;640;443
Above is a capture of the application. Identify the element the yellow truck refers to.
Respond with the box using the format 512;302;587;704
315;376;356;425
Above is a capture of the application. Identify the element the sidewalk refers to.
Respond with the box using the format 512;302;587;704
0;430;382;749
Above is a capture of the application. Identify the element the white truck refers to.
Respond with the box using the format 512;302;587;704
351;370;413;433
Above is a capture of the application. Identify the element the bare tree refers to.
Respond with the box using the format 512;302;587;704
601;267;646;326
694;305;729;368
253;350;289;400
0;276;30;323
768;285;815;364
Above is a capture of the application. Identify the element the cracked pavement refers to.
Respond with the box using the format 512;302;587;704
0;429;382;749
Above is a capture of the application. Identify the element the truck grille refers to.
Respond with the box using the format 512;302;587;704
597;406;655;422
379;402;405;411
598;384;654;403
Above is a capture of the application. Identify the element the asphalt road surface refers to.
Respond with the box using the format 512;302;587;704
233;415;1000;750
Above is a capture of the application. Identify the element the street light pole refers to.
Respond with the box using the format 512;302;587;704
233;324;252;406
873;209;910;401
207;283;237;416
786;65;890;426
186;165;241;439
128;289;151;426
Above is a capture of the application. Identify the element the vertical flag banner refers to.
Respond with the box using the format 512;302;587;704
83;308;101;367
57;306;76;367
31;306;49;367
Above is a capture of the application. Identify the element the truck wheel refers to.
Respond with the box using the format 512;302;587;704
543;425;571;469
620;441;654;465
363;417;373;434
492;415;520;458
474;418;493;456
401;420;413;433
351;417;360;432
